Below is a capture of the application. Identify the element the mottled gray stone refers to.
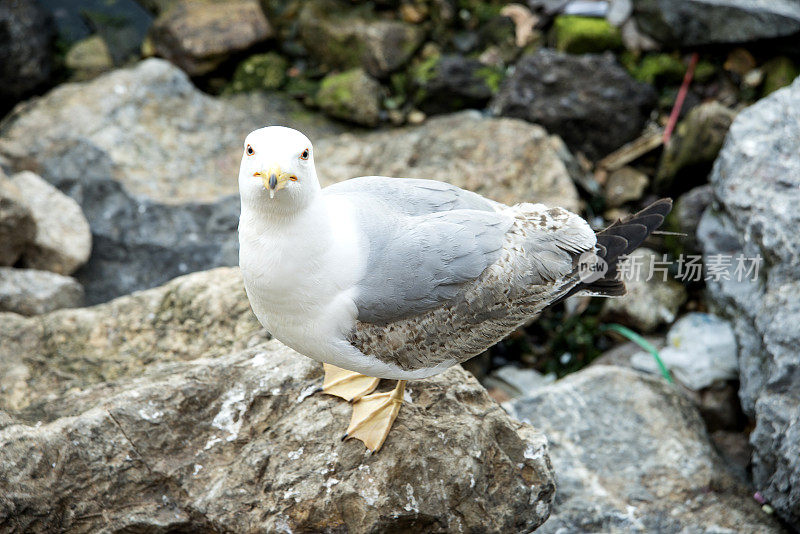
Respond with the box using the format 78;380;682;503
506;366;783;533
0;267;83;316
697;77;800;528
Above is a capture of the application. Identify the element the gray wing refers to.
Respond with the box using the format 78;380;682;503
324;176;501;216
347;201;514;325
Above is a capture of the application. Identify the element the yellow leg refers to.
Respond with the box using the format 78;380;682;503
322;363;380;402
344;380;406;452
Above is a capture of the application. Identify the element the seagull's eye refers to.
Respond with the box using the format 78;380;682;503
290;175;298;182
300;148;310;160
246;144;255;156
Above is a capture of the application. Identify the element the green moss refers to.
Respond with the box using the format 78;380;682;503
226;52;289;93
476;66;503;93
411;53;442;85
316;68;381;126
554;15;622;54
762;56;800;96
693;60;717;83
456;0;504;24
631;53;686;85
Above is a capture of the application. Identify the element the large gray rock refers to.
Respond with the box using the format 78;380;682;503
631;0;800;47
10;171;91;275
0;59;341;304
490;49;656;160
0;267;83;316
0;268;555;533
0;0;54;107
506;366;783;533
315;111;581;212
0;171;35;266
698;77;800;528
149;0;273;76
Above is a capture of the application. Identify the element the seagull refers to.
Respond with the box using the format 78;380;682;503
238;126;671;452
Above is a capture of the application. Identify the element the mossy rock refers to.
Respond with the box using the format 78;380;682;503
554;15;622;55
630;53;686;85
317;68;382;126
227;52;289;93
410;54;502;114
762;56;800;96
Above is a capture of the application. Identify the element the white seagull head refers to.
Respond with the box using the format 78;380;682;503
239;126;320;213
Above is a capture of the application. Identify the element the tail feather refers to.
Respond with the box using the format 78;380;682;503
568;198;673;300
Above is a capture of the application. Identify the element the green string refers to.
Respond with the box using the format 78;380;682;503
600;323;674;384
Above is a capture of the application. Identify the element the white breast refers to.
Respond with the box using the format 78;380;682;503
239;195;365;362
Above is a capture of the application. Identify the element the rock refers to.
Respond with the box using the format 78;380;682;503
485;365;555;398
0;59;342;303
630;313;738;390
655;102;737;193
315;111;581;211
227;52;288;93
411;54;503;114
149;0;273;76
490;49;657;160
554;15;623;54
10;171;91;276
0;270;555;533
64;35;114;80
697;77;800;527
761;55;800;96
602;247;687;332
631;0;800;47
0;0;54;107
0;267;83;316
505;365;783;533
665;184;713;256
317;69;383;127
298;0;425;78
0;172;35;266
604;166;649;208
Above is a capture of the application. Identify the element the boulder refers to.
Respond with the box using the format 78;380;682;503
64;35;114;81
411;54;503;114
604;166;649;208
655;102;737;193
149;0;273;76
0;269;555;533
297;0;425;78
0;0;54;107
227;52;288;93
490;49;657;160
317;69;383;127
506;365;783;533
0;59;341;304
602;247;687;332
697;77;800;527
315;111;581;212
0;267;83;316
10;171;91;276
0;172;35;266
631;0;800;47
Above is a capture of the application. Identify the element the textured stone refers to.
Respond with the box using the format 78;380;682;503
656;102;737;193
317;69;383;127
10;171;91;276
604;166;649;208
149;0;273;76
697;77;800;528
490;49;657;159
411;54;502;114
298;0;425;78
632;0;800;47
315;111;581;212
0;267;83;316
64;35;114;81
602;247;687;333
0;172;35;266
0;269;554;533
506;365;783;533
665;184;713;256
0;0;54;106
0;59;342;303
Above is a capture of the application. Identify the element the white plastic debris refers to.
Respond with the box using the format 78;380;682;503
631;312;738;390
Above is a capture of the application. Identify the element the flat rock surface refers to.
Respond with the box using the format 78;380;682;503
506;365;783;533
0;269;555;533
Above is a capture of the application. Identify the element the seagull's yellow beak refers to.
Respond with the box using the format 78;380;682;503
254;166;295;198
